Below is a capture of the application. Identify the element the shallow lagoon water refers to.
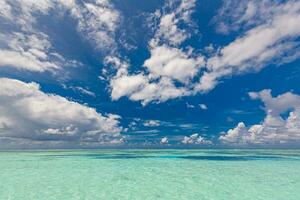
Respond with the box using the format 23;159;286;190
0;149;299;200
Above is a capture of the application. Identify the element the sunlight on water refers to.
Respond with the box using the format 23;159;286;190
0;149;299;200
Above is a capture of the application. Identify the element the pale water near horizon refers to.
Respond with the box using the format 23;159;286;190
0;149;299;200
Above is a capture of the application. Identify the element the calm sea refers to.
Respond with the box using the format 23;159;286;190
0;149;299;200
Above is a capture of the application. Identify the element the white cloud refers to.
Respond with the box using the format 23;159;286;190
220;90;300;146
0;0;120;72
0;78;123;147
110;74;148;100
0;0;54;29
109;0;203;104
210;14;300;69
219;122;249;144
199;104;208;110
213;0;287;34
0;32;64;72
62;84;96;97
143;120;160;127
128;77;189;105
70;0;120;51
130;130;159;134
182;133;212;145
196;1;300;93
155;12;188;46
73;87;95;97
0;0;63;72
1;0;299;108
110;69;190;105
186;103;207;110
151;0;196;46
186;102;195;108
160;136;169;144
144;45;204;83
109;1;300;105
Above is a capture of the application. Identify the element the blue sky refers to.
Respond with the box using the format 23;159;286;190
0;0;300;148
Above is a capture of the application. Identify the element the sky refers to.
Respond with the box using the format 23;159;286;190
0;0;300;149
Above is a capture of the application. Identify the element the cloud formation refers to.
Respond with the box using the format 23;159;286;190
108;0;300;105
199;104;208;110
220;90;300;146
151;0;196;46
0;78;123;148
160;136;169;144
143;120;161;127
0;0;120;72
69;0;120;51
109;0;204;105
196;0;300;92
0;0;299;147
182;133;212;145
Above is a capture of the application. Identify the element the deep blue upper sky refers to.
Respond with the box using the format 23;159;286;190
0;0;300;148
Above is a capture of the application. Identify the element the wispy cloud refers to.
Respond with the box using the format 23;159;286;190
0;0;120;73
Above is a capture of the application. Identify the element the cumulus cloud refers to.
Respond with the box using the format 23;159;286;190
110;74;148;100
182;133;212;145
110;0;300;105
144;45;204;83
109;0;300;105
109;0;204;104
0;78;123;148
110;70;191;105
220;90;300;146
160;136;169;144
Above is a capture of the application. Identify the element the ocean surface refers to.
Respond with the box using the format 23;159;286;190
0;149;299;200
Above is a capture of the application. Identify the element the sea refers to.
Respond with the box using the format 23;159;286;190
0;149;299;200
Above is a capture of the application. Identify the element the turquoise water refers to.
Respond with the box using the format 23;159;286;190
0;149;299;200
